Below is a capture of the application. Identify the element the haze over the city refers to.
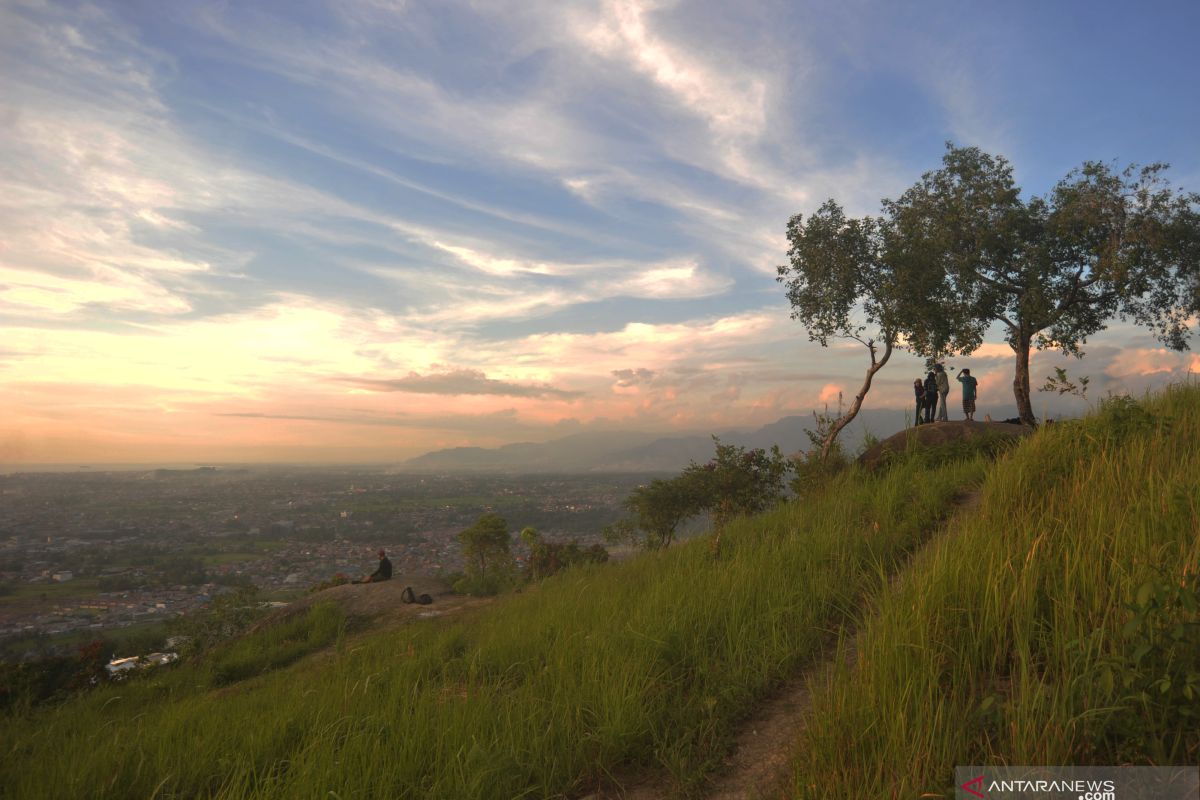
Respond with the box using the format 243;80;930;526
3;0;1198;465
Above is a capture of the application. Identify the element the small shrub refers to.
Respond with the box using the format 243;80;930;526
1075;573;1200;762
209;603;344;687
521;528;608;580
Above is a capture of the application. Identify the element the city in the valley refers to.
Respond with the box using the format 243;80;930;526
0;467;645;658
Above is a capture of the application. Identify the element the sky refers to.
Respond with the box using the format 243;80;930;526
2;0;1199;465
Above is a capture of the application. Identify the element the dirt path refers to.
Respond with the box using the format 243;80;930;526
585;489;982;800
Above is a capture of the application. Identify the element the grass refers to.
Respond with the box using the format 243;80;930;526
6;389;1188;800
0;446;989;799
0;579;103;614
208;602;346;687
787;386;1200;797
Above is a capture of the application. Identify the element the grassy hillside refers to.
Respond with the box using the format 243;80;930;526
1;386;1195;799
789;386;1200;797
1;444;988;799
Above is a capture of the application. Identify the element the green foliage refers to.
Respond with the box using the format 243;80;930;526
788;383;1200;796
307;573;349;594
0;433;989;800
5;387;1197;799
1072;573;1200;763
208;603;345;687
605;475;705;550
454;513;518;595
875;430;1021;474
0;640;108;713
883;144;1200;422
1039;365;1091;403
521;528;608;581
166;587;266;657
156;555;208;586
682;437;792;533
788;449;848;500
776;201;899;348
803;403;845;461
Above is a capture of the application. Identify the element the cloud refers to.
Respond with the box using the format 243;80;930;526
602;260;732;299
818;383;845;405
1105;348;1197;378
573;0;767;139
612;367;657;387
339;368;583;399
214;411;410;427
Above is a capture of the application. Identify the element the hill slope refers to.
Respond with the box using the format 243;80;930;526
2;387;1195;799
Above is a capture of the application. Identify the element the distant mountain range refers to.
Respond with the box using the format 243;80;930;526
399;406;984;473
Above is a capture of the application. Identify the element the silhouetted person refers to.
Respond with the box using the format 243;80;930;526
923;372;938;423
935;364;950;422
913;378;925;425
358;549;392;583
956;368;979;421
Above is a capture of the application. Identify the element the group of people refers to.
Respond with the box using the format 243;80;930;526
913;364;979;424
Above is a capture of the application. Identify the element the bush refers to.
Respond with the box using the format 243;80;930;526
521;527;608;580
209;603;345;687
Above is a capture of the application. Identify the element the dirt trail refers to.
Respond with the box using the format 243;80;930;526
586;489;982;800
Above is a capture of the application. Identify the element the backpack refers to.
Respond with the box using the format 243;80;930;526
400;586;417;604
416;593;433;605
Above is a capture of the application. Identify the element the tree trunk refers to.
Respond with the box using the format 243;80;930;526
1012;333;1035;425
821;336;894;461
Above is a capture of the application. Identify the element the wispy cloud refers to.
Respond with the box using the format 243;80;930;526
2;0;1195;463
339;369;584;399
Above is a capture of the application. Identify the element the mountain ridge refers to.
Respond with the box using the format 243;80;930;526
399;407;979;473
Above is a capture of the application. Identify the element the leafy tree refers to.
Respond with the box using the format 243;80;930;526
778;201;974;459
604;476;705;551
682;437;791;556
455;513;516;595
520;527;608;580
0;639;109;712
884;144;1200;424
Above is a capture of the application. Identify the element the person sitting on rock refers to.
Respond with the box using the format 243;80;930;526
359;549;392;583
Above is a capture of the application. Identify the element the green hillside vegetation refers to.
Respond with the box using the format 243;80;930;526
2;386;1197;799
789;386;1200;796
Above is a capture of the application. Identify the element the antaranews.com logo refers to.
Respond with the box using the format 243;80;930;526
954;766;1198;800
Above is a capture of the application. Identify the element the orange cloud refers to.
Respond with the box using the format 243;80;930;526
817;383;844;406
1105;348;1193;377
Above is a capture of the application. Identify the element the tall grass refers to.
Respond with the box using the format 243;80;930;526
209;602;345;686
788;386;1200;798
1;452;987;800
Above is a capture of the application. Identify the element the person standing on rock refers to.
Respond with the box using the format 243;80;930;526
956;368;979;422
934;364;950;422
913;378;925;425
923;371;939;424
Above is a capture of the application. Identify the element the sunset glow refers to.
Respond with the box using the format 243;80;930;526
2;0;1197;465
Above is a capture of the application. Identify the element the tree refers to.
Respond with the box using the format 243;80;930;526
456;513;515;594
605;476;705;551
777;201;975;459
681;437;791;556
884;145;1200;424
520;527;608;580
